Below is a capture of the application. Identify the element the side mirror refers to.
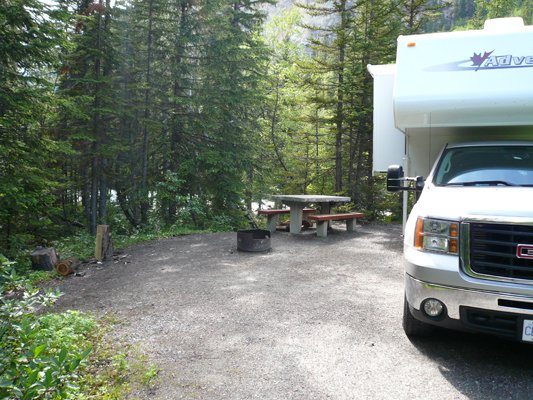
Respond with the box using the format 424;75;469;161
415;176;425;191
387;165;404;192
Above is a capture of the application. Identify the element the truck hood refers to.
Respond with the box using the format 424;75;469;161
416;186;533;220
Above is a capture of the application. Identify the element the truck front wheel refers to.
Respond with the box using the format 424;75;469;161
403;295;434;336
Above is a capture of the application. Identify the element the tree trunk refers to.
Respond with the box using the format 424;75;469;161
90;2;104;236
99;157;108;224
115;170;140;228
30;248;60;271
98;0;111;225
335;0;347;193
353;1;374;204
271;75;290;173
56;257;80;276
90;150;98;236
141;0;154;226
84;166;91;228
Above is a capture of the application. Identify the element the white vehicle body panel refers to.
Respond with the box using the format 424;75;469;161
369;18;533;340
395;19;533;129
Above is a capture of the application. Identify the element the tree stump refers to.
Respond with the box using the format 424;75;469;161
30;247;59;271
56;257;80;276
95;225;113;261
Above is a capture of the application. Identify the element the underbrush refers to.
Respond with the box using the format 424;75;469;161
0;257;159;399
1;218;221;398
6;199;250;269
73;314;160;400
53;225;210;262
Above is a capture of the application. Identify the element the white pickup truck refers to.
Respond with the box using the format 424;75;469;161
368;18;533;342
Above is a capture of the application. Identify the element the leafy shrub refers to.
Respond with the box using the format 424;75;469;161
347;175;403;223
53;231;96;262
0;256;92;399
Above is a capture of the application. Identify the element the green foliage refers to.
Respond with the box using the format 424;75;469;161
337;175;401;223
261;8;338;197
142;364;159;386
0;256;160;399
0;256;52;295
0;257;92;399
0;0;72;258
73;314;160;399
52;224;216;263
447;0;528;31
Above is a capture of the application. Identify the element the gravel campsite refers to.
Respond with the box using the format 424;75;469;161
50;224;533;399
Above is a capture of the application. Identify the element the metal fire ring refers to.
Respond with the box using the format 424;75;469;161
237;229;271;252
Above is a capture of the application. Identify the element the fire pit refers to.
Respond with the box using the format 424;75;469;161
237;229;271;252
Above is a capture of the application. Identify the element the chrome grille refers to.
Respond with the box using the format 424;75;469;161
469;222;533;280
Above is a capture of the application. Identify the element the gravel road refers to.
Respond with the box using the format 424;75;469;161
52;223;533;399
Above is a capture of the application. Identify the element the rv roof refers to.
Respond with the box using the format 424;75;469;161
446;140;533;149
393;17;533;129
484;17;524;30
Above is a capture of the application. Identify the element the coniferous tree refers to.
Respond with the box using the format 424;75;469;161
156;0;200;225
262;8;329;195
399;0;445;33
0;0;66;253
296;0;355;194
519;0;533;24
56;0;120;235
344;0;399;203
192;0;272;219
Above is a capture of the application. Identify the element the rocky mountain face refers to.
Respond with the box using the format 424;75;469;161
261;0;477;42
261;0;343;46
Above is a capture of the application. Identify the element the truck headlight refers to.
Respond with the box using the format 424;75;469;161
415;218;458;255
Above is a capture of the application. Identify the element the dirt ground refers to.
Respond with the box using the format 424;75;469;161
50;223;533;399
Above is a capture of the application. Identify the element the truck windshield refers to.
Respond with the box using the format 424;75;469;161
434;145;533;187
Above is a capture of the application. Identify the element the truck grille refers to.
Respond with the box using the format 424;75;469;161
469;222;533;280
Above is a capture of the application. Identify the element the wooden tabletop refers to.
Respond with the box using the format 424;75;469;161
271;195;351;203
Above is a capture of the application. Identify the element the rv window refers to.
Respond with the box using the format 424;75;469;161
434;146;533;187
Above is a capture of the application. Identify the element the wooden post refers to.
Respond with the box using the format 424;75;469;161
95;225;114;261
30;247;59;271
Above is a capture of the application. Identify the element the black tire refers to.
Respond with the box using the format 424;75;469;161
403;295;434;336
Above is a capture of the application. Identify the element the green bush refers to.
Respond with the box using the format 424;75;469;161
348;175;403;223
0;256;92;399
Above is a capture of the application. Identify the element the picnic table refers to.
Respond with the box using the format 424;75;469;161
270;195;351;234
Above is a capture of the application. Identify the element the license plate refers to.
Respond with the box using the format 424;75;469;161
522;320;533;342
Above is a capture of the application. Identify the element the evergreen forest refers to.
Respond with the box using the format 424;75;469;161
2;0;532;258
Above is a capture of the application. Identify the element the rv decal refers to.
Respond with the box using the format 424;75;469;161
424;50;533;72
470;51;494;69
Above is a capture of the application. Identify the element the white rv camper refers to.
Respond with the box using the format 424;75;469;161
368;17;533;341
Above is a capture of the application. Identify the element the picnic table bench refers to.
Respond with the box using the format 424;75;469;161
258;208;316;232
270;195;351;234
307;212;364;237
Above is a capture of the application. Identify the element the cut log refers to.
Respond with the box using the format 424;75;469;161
30;247;59;271
56;257;80;276
95;225;114;261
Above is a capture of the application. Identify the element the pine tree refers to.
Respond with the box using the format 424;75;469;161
469;0;517;28
296;0;355;194
344;0;400;204
191;0;272;221
262;8;328;195
399;0;445;34
56;0;120;235
0;0;66;252
156;0;200;225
